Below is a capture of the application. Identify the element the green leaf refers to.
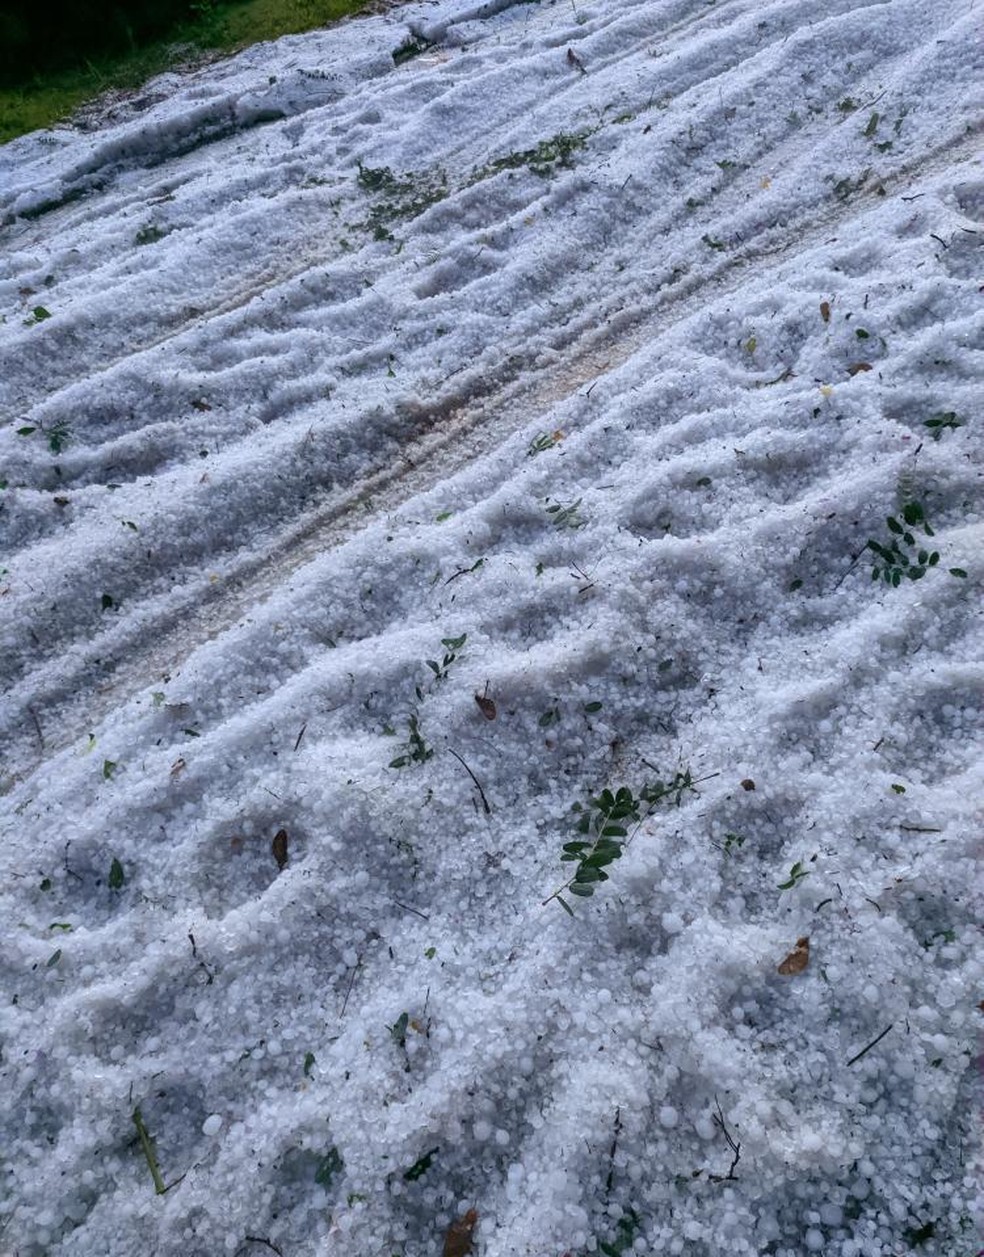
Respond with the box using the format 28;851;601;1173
31;306;51;321
303;1052;316;1076
442;634;467;651
902;502;923;526
863;111;879;136
568;883;595;897
108;857;125;889
16;425;37;436
886;516;903;535
46;948;62;968
315;1146;344;1189
403;1147;439;1181
600;825;628;838
949;567;967;578
389;756;409;768
390;1011;409;1047
101;593;114;611
102;759;117;780
584;701;603;713
556;895;575;916
425;660;441;675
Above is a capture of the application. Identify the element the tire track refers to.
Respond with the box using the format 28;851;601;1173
3;121;978;783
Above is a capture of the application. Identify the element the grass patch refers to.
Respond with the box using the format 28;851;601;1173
0;0;392;145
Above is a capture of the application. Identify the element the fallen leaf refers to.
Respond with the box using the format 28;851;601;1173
475;693;497;721
740;778;756;792
191;399;212;412
566;47;586;73
778;936;810;975
272;828;289;871
847;362;872;376
443;1209;478;1257
170;757;186;778
819;300;831;323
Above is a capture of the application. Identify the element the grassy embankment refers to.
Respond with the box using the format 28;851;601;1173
0;0;388;145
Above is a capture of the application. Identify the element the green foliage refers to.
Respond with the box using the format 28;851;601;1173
777;860;810;890
388;714;433;769
545;497;585;530
477;130;589;179
403;1147;438;1181
108;857;125;889
527;431;562;457
867;502;957;585
135;224;167;245
392;36;431;65
424;634;466;684
16;418;71;453
599;1208;642;1257
314;1146;344;1189
102;759;118;780
545;770;701;913
923;411;962;440
389;1011;409;1049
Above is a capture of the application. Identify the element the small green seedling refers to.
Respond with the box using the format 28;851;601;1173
544;498;585;529
527;430;563;457
777;861;810;890
923;412;962;440
103;759;118;780
389;715;433;768
16;418;71;453
425;634;467;683
303;1052;316;1077
23;305;51;326
108;857;125;889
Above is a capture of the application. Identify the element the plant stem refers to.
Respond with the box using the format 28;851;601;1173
132;1106;167;1194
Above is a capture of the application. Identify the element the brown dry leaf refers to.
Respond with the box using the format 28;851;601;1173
170;756;186;778
820;300;831;323
272;828;289;871
475;693;497;721
847;362;873;376
740;778;756;792
443;1209;478;1257
778;936;810;975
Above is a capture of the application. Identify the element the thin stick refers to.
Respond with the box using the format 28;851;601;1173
293;722;307;752
447;749;491;814
713;1099;741;1179
605;1106;621;1198
392;899;429;920
339;960;360;1017
847;1022;894;1066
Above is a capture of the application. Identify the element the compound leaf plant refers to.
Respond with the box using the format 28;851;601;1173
544;769;716;915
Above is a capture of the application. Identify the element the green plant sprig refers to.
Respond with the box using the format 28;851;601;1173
867;501;965;584
544;769;718;914
388;714;433;769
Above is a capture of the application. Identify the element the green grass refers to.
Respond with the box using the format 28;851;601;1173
0;0;393;145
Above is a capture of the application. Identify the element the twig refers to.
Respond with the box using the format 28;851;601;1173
847;1022;894;1066
240;1239;284;1257
899;824;941;833
833;547;866;590
293;722;307;752
27;705;44;749
712;1098;741;1179
447;748;491;815
339;960;360;1017
605;1106;621;1198
392;899;429;920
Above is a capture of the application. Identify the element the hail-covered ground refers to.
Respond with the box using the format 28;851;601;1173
1;0;982;1253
